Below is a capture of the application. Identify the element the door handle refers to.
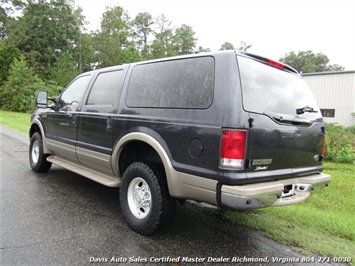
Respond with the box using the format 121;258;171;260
72;114;76;126
106;117;113;132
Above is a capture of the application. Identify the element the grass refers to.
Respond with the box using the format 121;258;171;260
0;110;31;135
1;110;354;263
225;162;355;263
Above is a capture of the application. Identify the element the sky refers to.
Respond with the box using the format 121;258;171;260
74;0;355;70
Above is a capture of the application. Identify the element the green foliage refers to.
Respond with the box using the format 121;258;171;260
49;51;80;87
279;51;345;73
2;0;345;115
0;110;31;134
116;45;142;64
0;42;22;85
219;41;252;51
0;55;61;112
0;4;9;39
92;6;131;68
225;163;355;259
325;124;355;164
151;14;176;58
173;24;196;55
77;33;95;72
219;41;235;50
0;55;39;112
6;0;80;78
131;12;154;50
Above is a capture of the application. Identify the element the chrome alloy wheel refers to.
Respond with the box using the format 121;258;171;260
31;140;40;164
127;177;152;219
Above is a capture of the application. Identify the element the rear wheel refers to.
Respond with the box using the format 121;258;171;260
119;162;176;235
29;132;52;172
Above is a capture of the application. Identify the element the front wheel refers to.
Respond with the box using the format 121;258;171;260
29;132;52;172
119;162;176;235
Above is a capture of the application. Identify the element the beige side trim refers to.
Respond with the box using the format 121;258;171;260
111;132;218;205
76;146;114;176
47;155;120;187
46;139;78;162
47;139;75;153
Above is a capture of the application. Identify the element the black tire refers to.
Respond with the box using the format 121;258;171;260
29;132;52;172
119;162;176;235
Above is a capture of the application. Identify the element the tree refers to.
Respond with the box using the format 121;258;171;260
196;46;211;53
49;50;80;87
0;0;22;39
220;41;251;51
151;14;176;58
72;5;89;72
173;24;196;55
219;42;235;50
0;54;43;111
0;4;9;39
279;51;345;73
116;45;142;64
0;42;22;86
6;0;81;78
131;12;153;50
238;41;252;51
150;38;167;59
77;33;95;72
92;6;131;67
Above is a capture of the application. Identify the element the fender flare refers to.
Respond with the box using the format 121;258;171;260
30;119;50;154
111;132;180;196
111;132;172;175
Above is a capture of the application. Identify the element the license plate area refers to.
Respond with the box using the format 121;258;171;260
281;184;296;198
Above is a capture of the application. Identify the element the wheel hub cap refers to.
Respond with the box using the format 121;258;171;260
31;140;40;164
127;177;152;219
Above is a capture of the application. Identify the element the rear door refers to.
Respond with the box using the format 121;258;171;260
76;67;126;175
237;55;325;183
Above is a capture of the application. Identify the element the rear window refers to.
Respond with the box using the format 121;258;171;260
238;55;321;119
86;70;123;106
126;57;214;109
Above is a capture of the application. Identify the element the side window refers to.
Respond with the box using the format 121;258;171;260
86;70;123;106
60;75;91;110
126;57;215;109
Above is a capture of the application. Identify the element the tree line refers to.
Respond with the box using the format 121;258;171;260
0;0;344;112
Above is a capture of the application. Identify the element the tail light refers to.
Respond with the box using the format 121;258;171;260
322;136;326;156
220;129;247;169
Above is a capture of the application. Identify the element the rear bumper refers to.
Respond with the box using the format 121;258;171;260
220;173;330;210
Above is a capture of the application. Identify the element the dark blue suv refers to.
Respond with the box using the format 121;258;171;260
29;50;330;235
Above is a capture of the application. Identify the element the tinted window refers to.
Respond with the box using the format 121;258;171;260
238;56;321;119
60;75;91;109
87;70;123;105
127;57;214;109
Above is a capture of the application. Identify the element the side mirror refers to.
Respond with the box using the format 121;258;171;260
36;90;48;108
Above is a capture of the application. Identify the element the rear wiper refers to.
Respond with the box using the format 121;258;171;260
296;106;318;115
264;111;316;126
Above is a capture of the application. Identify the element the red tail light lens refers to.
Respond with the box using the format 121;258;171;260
220;129;247;169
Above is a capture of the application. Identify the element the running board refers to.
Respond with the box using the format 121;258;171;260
47;156;121;187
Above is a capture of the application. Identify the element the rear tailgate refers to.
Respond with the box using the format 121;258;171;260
237;54;325;184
